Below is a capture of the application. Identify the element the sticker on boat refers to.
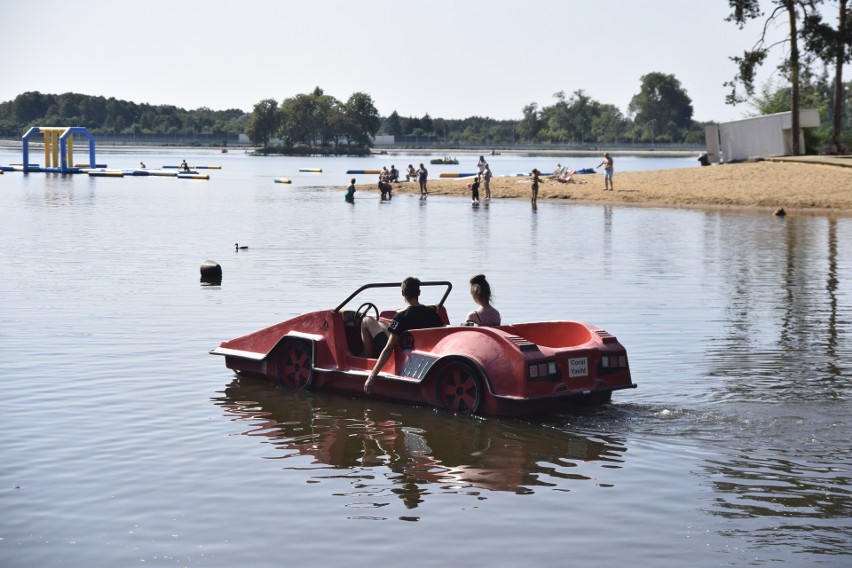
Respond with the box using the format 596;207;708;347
568;357;589;377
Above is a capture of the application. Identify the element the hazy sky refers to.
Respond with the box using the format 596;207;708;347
2;0;848;123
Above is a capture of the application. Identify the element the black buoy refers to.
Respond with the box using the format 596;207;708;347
200;260;222;286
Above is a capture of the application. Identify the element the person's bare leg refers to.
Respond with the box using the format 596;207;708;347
360;316;387;357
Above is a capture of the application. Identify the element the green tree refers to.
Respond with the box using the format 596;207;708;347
279;93;317;145
628;72;694;142
566;90;596;143
245;98;279;147
726;0;805;154
541;91;570;143
344;92;381;146
384;110;402;135
590;103;626;143
12;91;48;124
311;89;341;146
516;102;541;143
802;0;851;152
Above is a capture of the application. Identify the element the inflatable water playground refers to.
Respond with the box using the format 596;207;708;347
0;127;216;180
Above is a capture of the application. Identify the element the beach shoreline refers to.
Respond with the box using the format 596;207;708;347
362;159;852;216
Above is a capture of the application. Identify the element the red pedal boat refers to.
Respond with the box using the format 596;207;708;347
210;281;636;416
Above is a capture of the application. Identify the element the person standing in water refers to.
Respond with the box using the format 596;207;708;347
418;163;429;196
470;174;481;204
530;168;543;204
482;163;493;199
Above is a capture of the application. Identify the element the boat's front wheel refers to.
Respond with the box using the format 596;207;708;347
435;361;483;415
276;339;315;390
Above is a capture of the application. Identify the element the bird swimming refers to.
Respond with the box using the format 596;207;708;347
235;243;248;251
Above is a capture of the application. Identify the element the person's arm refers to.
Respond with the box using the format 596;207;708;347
364;333;399;394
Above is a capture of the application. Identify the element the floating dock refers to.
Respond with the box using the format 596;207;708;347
162;165;222;169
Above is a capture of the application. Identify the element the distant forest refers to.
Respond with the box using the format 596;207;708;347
1;69;848;153
0;92;247;144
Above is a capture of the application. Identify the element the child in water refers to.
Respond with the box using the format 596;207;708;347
470;175;481;204
345;178;356;203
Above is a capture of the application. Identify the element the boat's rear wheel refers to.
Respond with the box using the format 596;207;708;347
435;361;483;415
276;338;315;390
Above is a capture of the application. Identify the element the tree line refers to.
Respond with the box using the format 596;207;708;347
242;73;705;150
0;91;247;141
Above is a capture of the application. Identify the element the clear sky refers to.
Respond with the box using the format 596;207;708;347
2;0;848;123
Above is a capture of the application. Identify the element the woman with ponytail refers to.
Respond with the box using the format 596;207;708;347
464;274;501;326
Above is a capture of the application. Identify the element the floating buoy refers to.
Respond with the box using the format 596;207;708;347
177;173;209;180
274;178;292;184
200;260;222;285
88;170;124;177
346;169;380;174
299;168;322;173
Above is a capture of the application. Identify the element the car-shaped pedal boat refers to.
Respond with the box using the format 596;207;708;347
210;281;636;416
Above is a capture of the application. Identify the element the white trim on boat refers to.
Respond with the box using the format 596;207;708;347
209;347;265;360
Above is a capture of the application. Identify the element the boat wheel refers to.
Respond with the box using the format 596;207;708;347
276;339;314;390
435;361;482;414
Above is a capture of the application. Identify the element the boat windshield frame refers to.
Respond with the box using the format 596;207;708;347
333;281;453;312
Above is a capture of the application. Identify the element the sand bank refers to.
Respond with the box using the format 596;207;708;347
367;160;852;215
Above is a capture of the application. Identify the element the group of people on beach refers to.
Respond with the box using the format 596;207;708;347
466;155;494;205
362;274;499;394
346;152;614;204
351;163;429;202
530;152;614;203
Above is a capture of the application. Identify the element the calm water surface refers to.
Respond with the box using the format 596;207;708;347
1;149;849;567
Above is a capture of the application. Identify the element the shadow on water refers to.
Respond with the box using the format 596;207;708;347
212;377;629;510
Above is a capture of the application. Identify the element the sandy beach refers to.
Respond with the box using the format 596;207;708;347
369;159;852;215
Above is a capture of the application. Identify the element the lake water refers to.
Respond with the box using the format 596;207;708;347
1;148;849;567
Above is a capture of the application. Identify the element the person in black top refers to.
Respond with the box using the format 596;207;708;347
362;277;444;393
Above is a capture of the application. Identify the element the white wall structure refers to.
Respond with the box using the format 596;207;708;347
705;110;820;163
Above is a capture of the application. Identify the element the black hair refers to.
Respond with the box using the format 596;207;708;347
470;274;492;306
401;276;421;300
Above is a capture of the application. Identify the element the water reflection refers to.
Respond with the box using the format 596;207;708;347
706;214;850;402
212;377;628;510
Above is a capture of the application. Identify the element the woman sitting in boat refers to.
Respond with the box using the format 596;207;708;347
464;274;501;326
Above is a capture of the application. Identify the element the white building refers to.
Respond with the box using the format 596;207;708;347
704;110;820;163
